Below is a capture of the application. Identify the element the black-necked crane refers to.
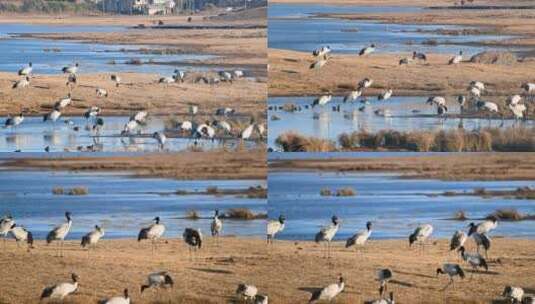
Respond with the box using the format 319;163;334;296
232;70;244;80
140;271;174;294
468;218;498;236
66;73;77;91
178;120;193;133
111;74;121;87
0;215;15;246
84;106;101;121
101;288;130;304
81;224;105;254
399;57;412;66
254;294;268;304
40;273;79;301
437;104;448;118
426;96;446;107
315;215;340;259
359;44;376;56
367;292;394;304
211;209;222;244
18;62;33;76
183;228;202;260
476;100;500;122
359;78;373;89
312;95;332;108
5;113;24;128
122;119;138;135
378;89;393;101
12;76;30;89
507;94;522;106
62;63;79;74
46;211;72;257
345;221;372;254
241;123;255;140
458;246;488;278
43;108;62;123
502;286;524;304
409;223;433;252
310;55;329;70
159;75;176;84
448;50;463;65
267;215;285;245
522;82;535;103
216;107;235;116
219;71;233;83
377;268;393;297
313;45;332;57
236;283;258;303
470;232;491;259
413;51;427;62
343;88;362;103
138;216;165;253
457;95;467;114
9;224;33;251
152;132;166;150
96;88;108;98
174;69;186;83
195;123;216;139
468;86;481;100
308;275;345;304
450;230;467;252
436;263;465;290
212;120;232;135
54;93;72;109
470;81;485;91
509;103;527;120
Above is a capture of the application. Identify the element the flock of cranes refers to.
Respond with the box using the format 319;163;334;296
306;44;535;126
5;61;266;152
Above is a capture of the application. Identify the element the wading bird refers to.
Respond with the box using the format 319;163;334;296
468;218;498;236
413;51;427;62
359;44;376;56
313;45;331;57
436;264;465;290
308;275;345;304
378;89;393;101
9;224;33;251
409;224;433;251
377;268;393;296
236;284;258;302
18;62;33;76
81;225;105;253
359;78;373;89
344;89;362;103
138;216;165;253
101;288;130;304
40;273;79;301
5;113;24;128
141;272;174;294
267;215;285;245
458;246;488;276
502;286;524;304
449;51;463;65
345;221;372;253
152;132;166;150
315;215;340;258
12;76;30;89
450;230;467;252
211;209;222;243
62;63;79;74
312;95;332;108
55;93;72;109
367;292;394;304
1;215;15;245
96;88;108;98
310;55;329;70
471;232;491;258
111;74;121;87
183;228;202;260
46;212;72;257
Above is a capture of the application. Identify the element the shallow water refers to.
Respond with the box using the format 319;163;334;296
268;4;521;55
0;23;214;74
0;116;254;152
0;170;266;239
267;96;532;149
268;171;535;240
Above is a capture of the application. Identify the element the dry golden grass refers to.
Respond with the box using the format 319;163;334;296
270;153;535;181
269;49;535;98
4;150;267;180
1;238;534;303
275;132;336;152
0;71;266;117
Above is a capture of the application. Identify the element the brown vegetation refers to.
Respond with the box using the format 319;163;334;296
5;151;268;180
1;238;534;303
270;153;535;181
219;208;267;220
275;132;335;152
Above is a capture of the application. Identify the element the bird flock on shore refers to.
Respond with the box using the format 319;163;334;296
272;44;535;130
2;209;529;303
5;61;266;152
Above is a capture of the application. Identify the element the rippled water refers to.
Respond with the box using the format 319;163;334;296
267;96;532;149
0;23;214;74
0;170;266;239
0;116;255;152
268;170;535;240
268;4;520;55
